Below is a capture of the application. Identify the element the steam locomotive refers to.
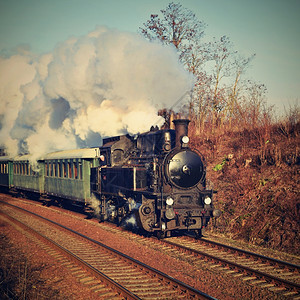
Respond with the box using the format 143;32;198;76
0;119;221;238
90;119;221;238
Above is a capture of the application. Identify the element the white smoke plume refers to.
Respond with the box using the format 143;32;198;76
0;26;194;160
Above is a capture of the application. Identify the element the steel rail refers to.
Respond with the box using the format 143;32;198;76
200;237;300;271
164;238;300;293
0;211;140;300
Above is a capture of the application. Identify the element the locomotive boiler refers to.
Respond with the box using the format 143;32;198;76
91;119;221;238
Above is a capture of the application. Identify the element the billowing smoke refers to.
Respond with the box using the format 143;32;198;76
0;26;194;160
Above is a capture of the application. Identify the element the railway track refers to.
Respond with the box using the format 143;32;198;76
0;202;215;300
87;221;300;299
163;236;300;299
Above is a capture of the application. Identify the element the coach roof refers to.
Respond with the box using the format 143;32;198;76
43;148;100;160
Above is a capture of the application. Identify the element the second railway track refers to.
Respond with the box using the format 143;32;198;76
0;201;214;300
163;236;300;298
80;216;300;299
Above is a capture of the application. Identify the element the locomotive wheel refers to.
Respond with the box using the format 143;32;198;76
194;229;203;239
156;231;166;239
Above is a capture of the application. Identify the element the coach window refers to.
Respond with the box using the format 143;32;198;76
62;161;67;178
56;161;59;177
73;161;78;179
78;161;82;180
68;162;71;178
59;162;63;178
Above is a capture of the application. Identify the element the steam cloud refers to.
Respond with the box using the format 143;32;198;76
0;26;194;160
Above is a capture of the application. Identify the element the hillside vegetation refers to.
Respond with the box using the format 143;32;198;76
190;114;299;255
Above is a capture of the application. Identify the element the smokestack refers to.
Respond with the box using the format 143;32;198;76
173;119;190;148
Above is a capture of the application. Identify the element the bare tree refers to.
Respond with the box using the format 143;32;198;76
140;2;206;52
227;54;256;129
140;2;258;135
140;2;209;124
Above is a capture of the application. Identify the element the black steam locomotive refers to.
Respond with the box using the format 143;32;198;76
91;119;220;238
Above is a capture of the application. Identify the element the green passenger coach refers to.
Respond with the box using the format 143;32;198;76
43;148;100;205
0;157;13;190
12;155;45;194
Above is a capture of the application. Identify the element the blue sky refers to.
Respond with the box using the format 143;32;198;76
0;0;299;111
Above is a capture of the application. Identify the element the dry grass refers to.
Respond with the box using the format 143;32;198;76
190;113;300;255
0;223;62;299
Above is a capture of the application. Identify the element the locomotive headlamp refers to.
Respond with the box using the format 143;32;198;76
181;136;189;144
204;196;212;205
166;197;174;206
